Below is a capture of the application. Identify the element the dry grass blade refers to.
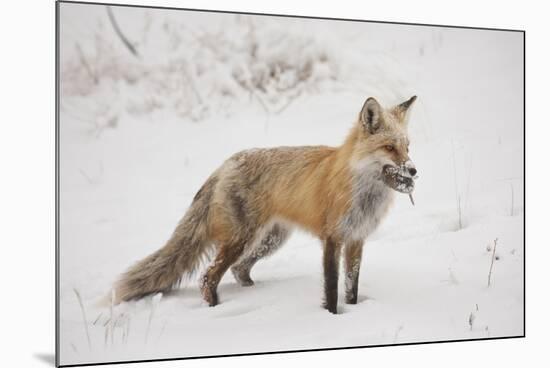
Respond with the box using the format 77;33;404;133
488;238;498;287
110;289;115;346
73;288;92;350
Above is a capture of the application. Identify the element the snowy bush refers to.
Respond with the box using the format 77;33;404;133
61;9;340;122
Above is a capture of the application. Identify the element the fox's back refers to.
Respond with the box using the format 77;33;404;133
210;145;345;236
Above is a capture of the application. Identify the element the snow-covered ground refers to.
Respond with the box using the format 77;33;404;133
58;3;524;366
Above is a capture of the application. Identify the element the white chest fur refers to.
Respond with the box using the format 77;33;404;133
340;165;394;242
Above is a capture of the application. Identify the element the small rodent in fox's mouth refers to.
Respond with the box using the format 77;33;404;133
382;164;416;194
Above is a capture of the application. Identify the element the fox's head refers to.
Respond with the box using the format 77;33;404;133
350;96;418;194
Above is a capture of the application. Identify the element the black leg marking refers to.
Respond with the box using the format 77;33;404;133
323;237;342;314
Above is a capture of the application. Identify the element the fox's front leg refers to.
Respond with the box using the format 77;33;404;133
344;241;363;304
323;237;343;314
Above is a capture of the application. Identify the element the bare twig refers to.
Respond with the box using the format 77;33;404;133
252;92;270;115
241;82;270;116
488;238;498;287
73;288;92;351
110;289;115;346
125;315;132;345
156;320;168;344
106;6;140;58
92;312;103;326
274;88;303;115
393;325;404;343
102;317;111;327
144;308;153;344
75;43;98;84
447;267;459;285
119;313;129;345
78;169;95;185
70;342;78;353
104;322;109;348
409;193;415;206
145;294;162;344
180;61;203;105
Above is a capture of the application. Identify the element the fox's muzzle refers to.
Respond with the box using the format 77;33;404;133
382;164;417;194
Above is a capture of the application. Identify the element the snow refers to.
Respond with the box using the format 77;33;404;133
58;3;524;366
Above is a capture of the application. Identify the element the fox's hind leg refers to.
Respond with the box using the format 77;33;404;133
200;239;248;307
231;223;290;286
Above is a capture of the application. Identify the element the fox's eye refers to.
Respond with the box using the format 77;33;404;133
385;145;394;152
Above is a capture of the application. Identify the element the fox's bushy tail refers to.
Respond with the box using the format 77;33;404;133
112;175;218;304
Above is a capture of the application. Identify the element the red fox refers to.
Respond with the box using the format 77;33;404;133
113;96;418;314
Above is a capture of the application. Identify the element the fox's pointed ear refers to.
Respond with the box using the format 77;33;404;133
360;97;383;134
393;95;417;122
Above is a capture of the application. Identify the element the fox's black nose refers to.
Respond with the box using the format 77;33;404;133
409;167;417;176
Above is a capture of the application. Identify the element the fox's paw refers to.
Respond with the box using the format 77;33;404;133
231;267;255;287
323;302;339;314
345;293;358;305
202;288;218;307
200;275;219;307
